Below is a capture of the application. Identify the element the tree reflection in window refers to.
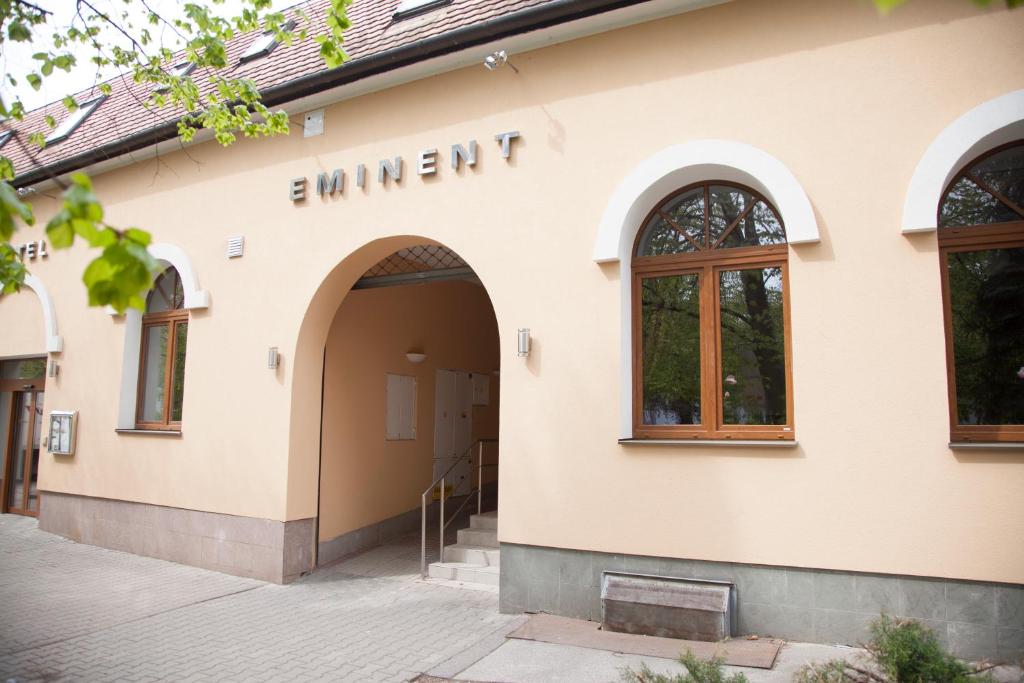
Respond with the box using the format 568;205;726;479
633;182;792;440
938;141;1024;442
136;267;188;429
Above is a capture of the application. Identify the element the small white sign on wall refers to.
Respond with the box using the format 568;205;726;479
386;374;417;440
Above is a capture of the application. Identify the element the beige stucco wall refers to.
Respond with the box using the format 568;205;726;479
4;0;1022;583
0;290;45;358
319;279;499;542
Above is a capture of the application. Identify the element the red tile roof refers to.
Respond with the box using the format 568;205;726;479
2;0;571;184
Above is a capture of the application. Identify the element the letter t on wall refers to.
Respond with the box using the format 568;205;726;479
495;131;521;160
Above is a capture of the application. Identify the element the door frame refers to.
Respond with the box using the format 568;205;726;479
1;371;46;517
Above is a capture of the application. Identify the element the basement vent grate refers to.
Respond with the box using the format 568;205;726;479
226;235;245;258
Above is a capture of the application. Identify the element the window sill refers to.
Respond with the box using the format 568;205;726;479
948;442;1023;450
619;438;797;448
114;429;182;437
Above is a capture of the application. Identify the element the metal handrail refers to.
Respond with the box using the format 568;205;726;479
421;438;498;577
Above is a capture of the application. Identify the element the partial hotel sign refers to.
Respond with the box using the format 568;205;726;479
289;130;521;202
12;240;48;261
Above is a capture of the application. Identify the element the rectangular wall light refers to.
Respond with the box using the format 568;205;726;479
517;328;531;357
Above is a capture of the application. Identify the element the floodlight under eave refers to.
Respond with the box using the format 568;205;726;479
483;50;519;73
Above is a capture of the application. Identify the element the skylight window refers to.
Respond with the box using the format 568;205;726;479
0;131;12;148
156;63;196;92
240;21;295;63
393;0;451;20
45;96;106;146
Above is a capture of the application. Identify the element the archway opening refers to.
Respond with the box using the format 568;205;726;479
311;240;501;580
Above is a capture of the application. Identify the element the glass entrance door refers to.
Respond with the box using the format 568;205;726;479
5;391;43;515
1;358;46;517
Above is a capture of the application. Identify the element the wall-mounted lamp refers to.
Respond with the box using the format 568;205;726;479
406;352;427;364
483;50;519;73
517;328;531;357
48;360;59;378
267;347;280;370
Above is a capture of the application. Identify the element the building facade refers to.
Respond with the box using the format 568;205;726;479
1;0;1022;663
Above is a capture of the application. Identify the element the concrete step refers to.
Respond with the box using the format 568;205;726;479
457;527;498;548
470;511;498;531
427;562;500;586
443;543;500;567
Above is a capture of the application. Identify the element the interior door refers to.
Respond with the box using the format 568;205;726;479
433;369;474;494
4;390;43;516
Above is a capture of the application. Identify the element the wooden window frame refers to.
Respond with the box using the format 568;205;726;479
135;308;188;431
937;140;1024;444
937;222;1024;443
631;182;794;441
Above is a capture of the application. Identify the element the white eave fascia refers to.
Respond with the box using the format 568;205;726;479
280;0;729;116
19;0;729;193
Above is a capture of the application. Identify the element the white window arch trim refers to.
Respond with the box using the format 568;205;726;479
22;274;64;353
592;140;818;438
115;243;208;430
902;89;1024;233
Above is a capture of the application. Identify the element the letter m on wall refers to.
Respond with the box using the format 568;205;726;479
316;169;344;196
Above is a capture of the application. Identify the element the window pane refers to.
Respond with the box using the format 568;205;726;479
641;274;702;425
947;247;1024;426
6;392;30;509
0;392;10;503
139;325;169;422
28;392;41;511
170;322;188;422
147;268;184;312
940;176;1019;228
719;201;786;249
0;358;46;379
970;144;1024;214
637;188;704;255
709;185;755;246
719;267;787;425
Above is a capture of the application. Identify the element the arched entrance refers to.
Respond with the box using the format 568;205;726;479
287;236;501;583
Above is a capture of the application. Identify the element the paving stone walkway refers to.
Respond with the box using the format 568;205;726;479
0;514;517;682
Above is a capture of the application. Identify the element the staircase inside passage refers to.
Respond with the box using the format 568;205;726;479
428;510;499;588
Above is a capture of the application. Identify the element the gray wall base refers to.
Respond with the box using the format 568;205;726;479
317;482;498;567
317;506;424;566
498;543;1024;663
39;491;315;583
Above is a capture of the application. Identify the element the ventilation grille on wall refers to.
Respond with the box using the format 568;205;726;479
226;235;245;258
354;245;474;289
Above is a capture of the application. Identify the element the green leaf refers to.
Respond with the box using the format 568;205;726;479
45;209;75;248
82;240;159;313
0;243;28;294
26;73;42;91
7;21;31;42
0;181;36;241
0;158;15;182
123;227;152;246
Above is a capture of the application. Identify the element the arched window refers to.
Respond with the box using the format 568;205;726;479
632;182;793;440
937;141;1024;443
136;267;188;430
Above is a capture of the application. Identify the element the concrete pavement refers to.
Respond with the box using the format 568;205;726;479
3;514;1019;682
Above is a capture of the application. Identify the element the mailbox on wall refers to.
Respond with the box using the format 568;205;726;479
48;411;78;455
